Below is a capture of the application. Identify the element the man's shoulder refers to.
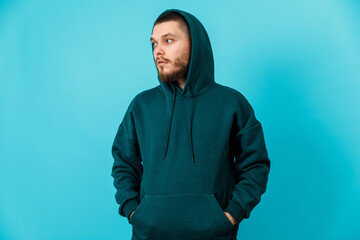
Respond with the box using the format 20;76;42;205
214;83;257;121
133;85;161;101
214;83;249;103
129;85;162;108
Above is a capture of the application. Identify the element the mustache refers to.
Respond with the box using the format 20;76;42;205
156;58;170;64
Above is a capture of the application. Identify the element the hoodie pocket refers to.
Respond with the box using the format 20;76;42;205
130;193;234;239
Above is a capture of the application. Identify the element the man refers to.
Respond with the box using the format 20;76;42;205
111;9;270;240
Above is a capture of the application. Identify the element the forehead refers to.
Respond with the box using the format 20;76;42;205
151;21;186;40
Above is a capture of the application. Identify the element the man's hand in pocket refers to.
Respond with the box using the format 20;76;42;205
224;211;236;225
129;210;135;219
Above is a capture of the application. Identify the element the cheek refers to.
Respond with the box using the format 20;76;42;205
178;44;190;59
171;51;184;62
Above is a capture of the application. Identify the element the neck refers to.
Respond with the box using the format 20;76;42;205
177;78;186;90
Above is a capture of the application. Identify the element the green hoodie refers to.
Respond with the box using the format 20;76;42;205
111;9;270;240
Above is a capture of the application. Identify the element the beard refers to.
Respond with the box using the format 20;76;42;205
157;56;189;85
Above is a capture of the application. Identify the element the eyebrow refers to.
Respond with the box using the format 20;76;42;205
150;33;176;42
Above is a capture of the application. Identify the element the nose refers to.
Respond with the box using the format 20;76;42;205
154;44;164;57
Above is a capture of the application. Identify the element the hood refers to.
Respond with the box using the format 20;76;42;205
151;9;216;163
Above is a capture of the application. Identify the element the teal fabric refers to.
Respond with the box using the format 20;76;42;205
111;8;270;240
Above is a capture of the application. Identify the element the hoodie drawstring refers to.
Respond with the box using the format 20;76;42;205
162;87;194;163
162;92;176;161
187;87;194;163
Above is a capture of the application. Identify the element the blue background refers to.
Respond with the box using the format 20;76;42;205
1;0;360;239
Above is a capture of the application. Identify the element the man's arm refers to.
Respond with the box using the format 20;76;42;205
224;95;271;225
111;98;143;221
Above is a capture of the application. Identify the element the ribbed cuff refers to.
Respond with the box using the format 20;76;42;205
224;199;247;224
121;198;139;220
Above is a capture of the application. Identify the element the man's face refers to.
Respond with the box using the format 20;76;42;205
150;21;191;85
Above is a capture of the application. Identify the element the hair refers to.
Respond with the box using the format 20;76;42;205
153;11;191;40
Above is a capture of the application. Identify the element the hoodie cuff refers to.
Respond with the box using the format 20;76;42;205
224;199;247;224
121;198;139;220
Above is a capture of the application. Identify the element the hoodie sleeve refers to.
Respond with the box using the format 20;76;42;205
111;98;143;220
224;94;271;225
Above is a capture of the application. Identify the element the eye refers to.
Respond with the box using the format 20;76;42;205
151;42;157;48
166;39;173;43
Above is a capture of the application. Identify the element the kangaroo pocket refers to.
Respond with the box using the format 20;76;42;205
129;193;234;240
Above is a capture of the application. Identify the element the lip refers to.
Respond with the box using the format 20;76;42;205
157;61;168;65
